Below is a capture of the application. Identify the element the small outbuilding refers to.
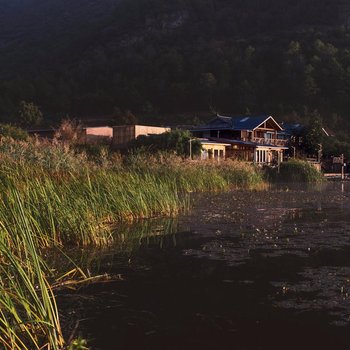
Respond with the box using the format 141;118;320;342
80;126;113;144
112;125;170;148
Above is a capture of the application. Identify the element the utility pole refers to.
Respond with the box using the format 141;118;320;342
277;150;281;174
341;154;345;180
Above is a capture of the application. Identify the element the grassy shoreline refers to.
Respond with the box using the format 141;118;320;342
0;138;266;349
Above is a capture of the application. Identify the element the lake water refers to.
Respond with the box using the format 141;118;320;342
59;182;350;350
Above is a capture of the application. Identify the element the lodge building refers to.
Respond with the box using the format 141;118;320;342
192;115;289;164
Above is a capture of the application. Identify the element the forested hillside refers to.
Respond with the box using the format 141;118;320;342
1;0;350;139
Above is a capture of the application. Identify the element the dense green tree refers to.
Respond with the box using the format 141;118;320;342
300;113;325;156
18;101;43;127
323;137;350;159
131;129;201;157
113;108;138;125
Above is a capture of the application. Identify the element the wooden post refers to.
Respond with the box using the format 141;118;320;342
317;143;323;163
278;151;281;174
341;154;344;180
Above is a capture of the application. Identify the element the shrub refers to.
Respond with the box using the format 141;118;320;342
130;129;202;157
267;159;324;183
0;124;28;140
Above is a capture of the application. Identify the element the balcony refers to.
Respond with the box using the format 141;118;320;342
252;137;288;147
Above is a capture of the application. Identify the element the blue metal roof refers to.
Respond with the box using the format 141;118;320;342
230;115;271;130
281;123;303;135
194;115;282;131
194;115;234;130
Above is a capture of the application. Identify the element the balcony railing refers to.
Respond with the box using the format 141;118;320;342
252;137;288;147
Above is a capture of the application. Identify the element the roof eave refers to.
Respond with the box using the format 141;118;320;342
253;116;284;131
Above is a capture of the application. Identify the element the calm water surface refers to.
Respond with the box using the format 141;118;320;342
59;182;350;350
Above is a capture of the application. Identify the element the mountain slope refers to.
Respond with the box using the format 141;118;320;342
0;0;350;137
0;0;118;47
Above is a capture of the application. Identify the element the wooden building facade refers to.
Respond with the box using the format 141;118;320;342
192;115;289;165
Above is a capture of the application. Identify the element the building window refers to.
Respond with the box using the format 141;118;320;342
265;132;273;140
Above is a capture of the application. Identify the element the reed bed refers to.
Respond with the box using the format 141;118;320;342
0;165;263;247
0;137;265;349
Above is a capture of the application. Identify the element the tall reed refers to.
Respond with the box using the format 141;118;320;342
0;187;63;350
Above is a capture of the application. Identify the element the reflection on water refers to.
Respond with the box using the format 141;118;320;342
59;182;350;350
112;218;182;251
